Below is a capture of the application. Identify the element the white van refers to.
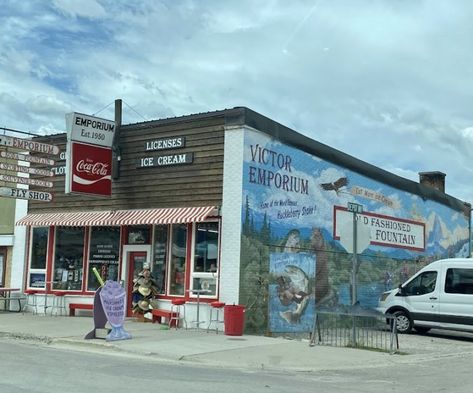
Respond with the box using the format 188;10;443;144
377;258;473;334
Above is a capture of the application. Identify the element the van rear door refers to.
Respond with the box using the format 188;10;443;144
439;266;473;331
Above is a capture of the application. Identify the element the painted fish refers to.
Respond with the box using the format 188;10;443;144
278;265;310;324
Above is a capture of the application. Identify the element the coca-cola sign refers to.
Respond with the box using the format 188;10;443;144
69;142;112;196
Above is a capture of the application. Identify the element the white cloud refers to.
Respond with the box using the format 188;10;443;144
0;0;473;206
52;0;106;19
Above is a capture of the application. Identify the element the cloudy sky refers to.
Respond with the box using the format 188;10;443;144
1;0;473;204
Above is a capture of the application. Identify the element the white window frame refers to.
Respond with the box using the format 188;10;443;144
189;220;220;299
166;223;188;297
27;226;49;290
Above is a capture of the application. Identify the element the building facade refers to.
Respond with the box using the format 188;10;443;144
11;107;471;334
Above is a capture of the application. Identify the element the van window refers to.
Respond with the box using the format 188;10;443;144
445;268;473;294
404;271;437;296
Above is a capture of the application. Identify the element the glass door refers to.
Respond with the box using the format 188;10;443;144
0;249;5;287
126;251;147;317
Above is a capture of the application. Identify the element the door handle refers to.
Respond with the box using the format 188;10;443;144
429;297;438;300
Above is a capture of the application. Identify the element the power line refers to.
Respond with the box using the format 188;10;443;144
92;101;114;116
0;126;38;137
123;100;148;121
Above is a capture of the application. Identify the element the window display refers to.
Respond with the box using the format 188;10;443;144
152;225;167;294
28;227;48;289
0;250;5;287
191;222;219;296
194;222;219;272
53;227;85;291
31;227;48;269
127;225;150;244
87;226;120;291
169;224;187;296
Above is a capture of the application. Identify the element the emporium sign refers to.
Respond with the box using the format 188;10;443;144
65;112;115;196
333;206;425;251
0;135;60;155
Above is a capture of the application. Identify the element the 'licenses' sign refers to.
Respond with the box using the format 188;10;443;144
145;137;185;151
137;153;194;168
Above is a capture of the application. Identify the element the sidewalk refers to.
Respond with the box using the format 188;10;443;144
2;312;473;372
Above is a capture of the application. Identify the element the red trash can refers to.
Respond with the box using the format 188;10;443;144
224;305;246;336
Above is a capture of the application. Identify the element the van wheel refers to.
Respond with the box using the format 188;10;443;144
414;326;431;334
394;310;412;333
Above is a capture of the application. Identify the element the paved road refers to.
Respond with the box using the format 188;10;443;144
2;331;473;393
0;338;317;393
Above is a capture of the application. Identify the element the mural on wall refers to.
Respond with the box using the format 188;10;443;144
240;129;470;334
269;252;315;332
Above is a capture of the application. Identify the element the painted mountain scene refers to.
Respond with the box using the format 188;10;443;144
239;129;470;334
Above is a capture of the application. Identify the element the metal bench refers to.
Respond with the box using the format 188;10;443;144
0;288;24;312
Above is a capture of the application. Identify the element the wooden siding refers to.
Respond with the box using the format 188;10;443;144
27;117;225;214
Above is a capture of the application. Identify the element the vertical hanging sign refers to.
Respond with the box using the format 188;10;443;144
65;113;115;196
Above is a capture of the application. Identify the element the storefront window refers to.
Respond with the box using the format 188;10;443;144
127;225;150;244
87;226;120;291
28;227;48;289
52;227;85;291
191;222;219;296
31;227;48;269
152;225;168;294
169;224;187;296
0;249;5;287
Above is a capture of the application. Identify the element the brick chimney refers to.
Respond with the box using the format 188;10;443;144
419;171;446;193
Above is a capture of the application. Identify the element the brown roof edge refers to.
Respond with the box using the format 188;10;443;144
231;107;470;216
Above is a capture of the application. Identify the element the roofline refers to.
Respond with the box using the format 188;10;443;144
121;106;470;215
227;107;471;216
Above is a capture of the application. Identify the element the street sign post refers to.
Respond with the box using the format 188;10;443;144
346;202;366;346
343;203;366;305
347;202;363;214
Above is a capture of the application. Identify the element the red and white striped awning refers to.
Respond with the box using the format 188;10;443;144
16;206;217;227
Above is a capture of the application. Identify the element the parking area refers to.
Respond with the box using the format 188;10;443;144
397;329;473;357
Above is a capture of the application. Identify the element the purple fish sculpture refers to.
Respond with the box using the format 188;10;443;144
100;280;132;341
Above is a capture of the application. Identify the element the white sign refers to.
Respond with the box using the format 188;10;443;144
338;218;371;254
66;112;115;148
0;135;59;155
334;206;425;251
0;174;53;188
0;150;55;166
0;162;53;177
0;187;53;202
